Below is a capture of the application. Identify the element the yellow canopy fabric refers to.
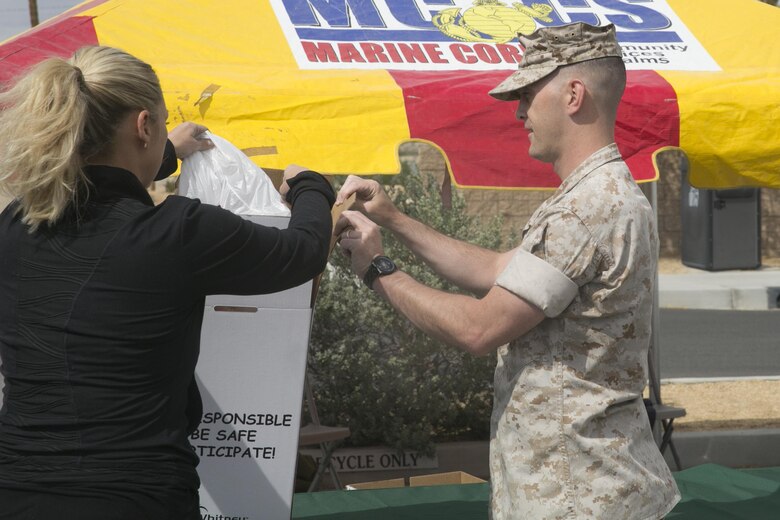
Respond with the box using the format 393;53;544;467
661;0;780;188
85;0;410;176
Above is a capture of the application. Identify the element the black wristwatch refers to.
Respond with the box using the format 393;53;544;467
363;255;397;290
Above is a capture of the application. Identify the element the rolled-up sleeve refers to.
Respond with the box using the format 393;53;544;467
496;209;601;317
496;250;577;317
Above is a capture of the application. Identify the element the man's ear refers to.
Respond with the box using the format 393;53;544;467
135;109;152;148
565;79;586;115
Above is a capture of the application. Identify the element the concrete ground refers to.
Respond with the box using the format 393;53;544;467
659;257;780;310
656;258;780;469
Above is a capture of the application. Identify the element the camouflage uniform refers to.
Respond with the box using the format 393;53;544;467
491;144;680;519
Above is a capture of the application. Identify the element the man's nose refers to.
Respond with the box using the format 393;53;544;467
515;102;527;121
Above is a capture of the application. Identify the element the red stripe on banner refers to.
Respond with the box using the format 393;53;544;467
389;70;679;189
618;70;680;181
0;16;100;86
389;70;556;189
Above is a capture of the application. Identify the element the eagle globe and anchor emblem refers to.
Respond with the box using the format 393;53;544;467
432;0;553;43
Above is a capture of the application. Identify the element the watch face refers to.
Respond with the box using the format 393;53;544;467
374;256;395;274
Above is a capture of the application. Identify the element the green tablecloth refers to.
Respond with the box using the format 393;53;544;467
293;482;489;520
292;464;780;519
668;464;780;519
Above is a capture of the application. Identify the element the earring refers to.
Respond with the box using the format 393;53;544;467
144;142;148;149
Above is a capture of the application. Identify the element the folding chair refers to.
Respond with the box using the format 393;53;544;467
298;374;350;491
646;354;686;470
654;403;686;469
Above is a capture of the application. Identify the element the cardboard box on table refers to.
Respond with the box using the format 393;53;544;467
346;471;486;490
192;215;313;520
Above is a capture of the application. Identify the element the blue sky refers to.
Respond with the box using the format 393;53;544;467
0;1;83;43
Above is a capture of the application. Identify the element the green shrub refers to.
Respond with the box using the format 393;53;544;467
309;163;514;454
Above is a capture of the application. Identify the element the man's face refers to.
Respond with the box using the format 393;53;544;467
514;72;563;164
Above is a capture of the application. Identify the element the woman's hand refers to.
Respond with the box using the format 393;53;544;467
168;122;214;159
279;164;311;205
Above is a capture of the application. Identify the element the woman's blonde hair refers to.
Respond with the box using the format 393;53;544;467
0;46;163;231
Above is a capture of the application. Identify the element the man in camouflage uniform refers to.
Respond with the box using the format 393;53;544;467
335;22;680;519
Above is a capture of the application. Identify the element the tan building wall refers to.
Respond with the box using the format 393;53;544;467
403;143;780;261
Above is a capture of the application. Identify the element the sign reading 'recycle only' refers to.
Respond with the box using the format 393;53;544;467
271;0;720;71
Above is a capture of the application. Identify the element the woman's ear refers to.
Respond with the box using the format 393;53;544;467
135;109;152;148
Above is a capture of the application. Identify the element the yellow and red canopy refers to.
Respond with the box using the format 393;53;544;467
1;0;778;189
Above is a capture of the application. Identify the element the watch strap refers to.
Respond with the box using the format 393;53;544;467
363;263;381;290
363;256;396;290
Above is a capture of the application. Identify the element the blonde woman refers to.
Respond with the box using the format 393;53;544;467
0;46;334;519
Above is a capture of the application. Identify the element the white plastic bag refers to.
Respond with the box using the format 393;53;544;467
178;131;290;217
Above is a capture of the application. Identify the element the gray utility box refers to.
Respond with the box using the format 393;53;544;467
681;176;761;271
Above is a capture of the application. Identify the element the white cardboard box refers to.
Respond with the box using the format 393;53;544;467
193;215;312;520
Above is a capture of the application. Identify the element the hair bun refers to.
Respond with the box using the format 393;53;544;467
73;65;86;89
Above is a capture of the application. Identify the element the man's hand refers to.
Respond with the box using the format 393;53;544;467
335;210;385;278
336;175;397;227
168;122;214;159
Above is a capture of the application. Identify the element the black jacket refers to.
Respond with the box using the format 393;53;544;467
0;147;334;509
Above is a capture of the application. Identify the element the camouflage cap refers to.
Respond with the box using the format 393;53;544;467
489;22;622;101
